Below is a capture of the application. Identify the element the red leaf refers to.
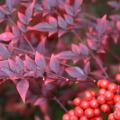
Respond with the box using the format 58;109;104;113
66;66;86;80
28;22;55;32
25;0;35;21
35;52;46;70
49;54;60;74
16;79;29;103
18;12;27;24
58;16;67;29
0;43;10;60
0;32;14;42
57;51;76;60
24;55;36;70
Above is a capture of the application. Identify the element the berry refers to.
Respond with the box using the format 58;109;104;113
80;116;88;120
90;99;98;108
81;100;89;109
73;97;81;106
85;108;94;118
108;113;115;120
70;115;78;120
114;95;120;103
108;83;118;93
68;110;75;116
98;89;106;95
100;104;110;113
94;108;100;116
114;110;120;120
115;74;120;83
84;91;93;101
97;79;109;88
62;114;70;120
105;91;114;101
74;106;83;117
97;95;106;104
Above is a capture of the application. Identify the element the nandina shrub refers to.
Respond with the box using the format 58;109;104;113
0;0;120;120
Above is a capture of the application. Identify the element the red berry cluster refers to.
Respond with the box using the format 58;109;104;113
62;75;120;120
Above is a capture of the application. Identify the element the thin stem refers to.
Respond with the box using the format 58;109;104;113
91;53;109;79
54;97;68;113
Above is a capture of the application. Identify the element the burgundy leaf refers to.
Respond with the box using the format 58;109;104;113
0;32;14;42
65;5;74;16
0;43;10;60
35;52;46;70
18;12;27;25
48;16;57;28
66;66;86;80
24;55;36;70
71;44;80;54
28;22;55;32
56;51;77;60
16;79;29;103
79;43;89;56
84;62;90;74
74;0;83;11
64;14;74;25
49;54;60;74
58;16;67;29
25;0;35;21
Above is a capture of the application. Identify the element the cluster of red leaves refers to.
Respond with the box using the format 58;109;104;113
62;76;120;120
0;0;120;119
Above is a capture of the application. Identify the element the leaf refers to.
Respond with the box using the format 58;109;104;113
108;1;120;9
79;43;89;56
0;43;10;60
71;44;80;54
64;14;74;25
28;22;55;32
24;55;36;70
35;52;46;70
18;12;27;25
65;5;74;16
58;16;67;29
15;56;24;73
84;62;90;74
66;66;86;80
6;0;13;11
96;15;109;37
16;79;29;103
56;51;77;60
74;0;83;11
48;16;57;28
49;54;60;74
0;32;14;42
25;0;35;21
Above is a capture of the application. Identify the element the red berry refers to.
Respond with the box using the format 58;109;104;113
108;83;118;93
98;89;106;95
68;110;75;116
81;100;89;109
100;104;110;113
90;90;96;97
105;91;114;101
70;115;78;120
115;74;120;83
84;91;93;101
74;106;84;117
62;114;70;120
85;108;94;118
73;97;81;106
97;79;109;88
80;116;88;120
114;110;120;120
90;99;98;108
94;108;100;116
114;95;120;103
97;95;106;104
108;113;115;120
94;117;103;120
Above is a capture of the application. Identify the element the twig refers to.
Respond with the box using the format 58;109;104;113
54;97;68;113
